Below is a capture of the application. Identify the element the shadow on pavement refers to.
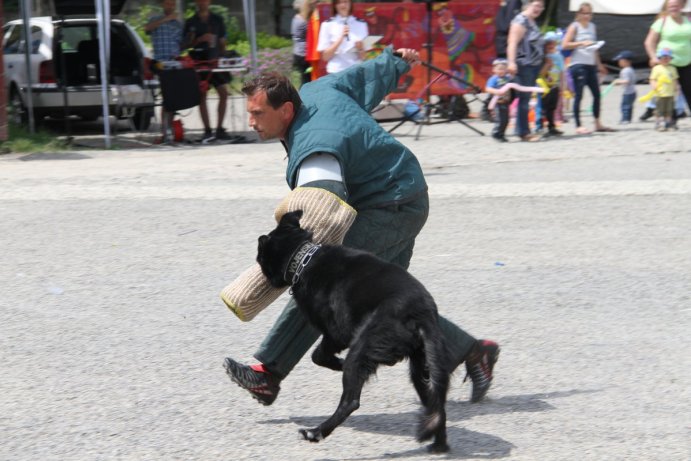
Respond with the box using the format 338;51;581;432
34;118;257;150
259;388;601;460
18;152;93;161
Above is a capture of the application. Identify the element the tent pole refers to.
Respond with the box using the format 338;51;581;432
19;0;36;133
56;17;72;139
96;0;111;148
242;0;257;71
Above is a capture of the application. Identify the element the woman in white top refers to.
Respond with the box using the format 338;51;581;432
561;2;613;134
317;0;369;74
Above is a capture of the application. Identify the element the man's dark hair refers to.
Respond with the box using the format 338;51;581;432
242;73;302;113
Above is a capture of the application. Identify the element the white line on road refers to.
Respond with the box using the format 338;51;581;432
1;179;691;201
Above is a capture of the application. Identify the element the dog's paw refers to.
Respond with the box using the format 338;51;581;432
299;428;323;443
427;441;450;454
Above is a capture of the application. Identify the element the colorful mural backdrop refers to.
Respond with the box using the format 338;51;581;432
316;1;501;100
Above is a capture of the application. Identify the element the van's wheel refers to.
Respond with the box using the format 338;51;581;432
132;108;153;131
9;88;28;125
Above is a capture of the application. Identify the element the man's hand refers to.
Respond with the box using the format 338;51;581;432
395;48;420;66
199;33;215;44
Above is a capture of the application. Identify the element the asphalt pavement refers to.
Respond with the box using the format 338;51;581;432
1;84;690;460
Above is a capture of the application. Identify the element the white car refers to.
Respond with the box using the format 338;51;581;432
3;1;157;129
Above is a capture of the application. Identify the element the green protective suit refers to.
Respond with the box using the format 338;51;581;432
255;49;476;378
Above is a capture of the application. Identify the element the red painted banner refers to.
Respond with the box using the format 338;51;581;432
316;1;501;100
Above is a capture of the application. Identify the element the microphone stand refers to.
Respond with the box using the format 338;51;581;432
388;1;484;139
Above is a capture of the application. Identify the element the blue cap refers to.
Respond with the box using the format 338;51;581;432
613;50;634;61
657;48;673;58
544;31;559;42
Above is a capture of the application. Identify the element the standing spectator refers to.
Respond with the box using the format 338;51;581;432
145;0;182;143
183;0;233;143
539;32;565;137
611;50;636;124
291;0;317;86
317;0;369;74
650;48;680;131
644;0;691;128
146;0;182;63
506;0;545;142
561;2;613;134
485;58;512;142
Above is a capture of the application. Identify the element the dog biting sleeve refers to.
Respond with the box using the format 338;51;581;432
220;187;357;321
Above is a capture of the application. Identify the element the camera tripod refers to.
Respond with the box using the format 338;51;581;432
388;0;484;139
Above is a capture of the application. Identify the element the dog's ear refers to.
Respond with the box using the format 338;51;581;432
280;210;303;228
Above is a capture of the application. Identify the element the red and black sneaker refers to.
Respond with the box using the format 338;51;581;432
223;358;281;406
464;339;500;403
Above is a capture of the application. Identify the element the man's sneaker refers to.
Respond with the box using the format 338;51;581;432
215;127;246;143
464;339;500;403
215;127;234;141
200;129;216;144
223;358;281;406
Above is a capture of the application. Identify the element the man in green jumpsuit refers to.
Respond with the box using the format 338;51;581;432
224;47;499;405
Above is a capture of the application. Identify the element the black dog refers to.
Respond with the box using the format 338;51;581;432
256;210;450;453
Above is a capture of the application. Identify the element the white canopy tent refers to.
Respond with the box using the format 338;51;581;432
95;0;111;146
92;0;258;147
568;0;691;15
20;0;258;145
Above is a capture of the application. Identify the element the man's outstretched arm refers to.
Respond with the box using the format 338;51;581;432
325;47;420;113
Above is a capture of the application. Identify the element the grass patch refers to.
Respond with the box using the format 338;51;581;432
1;122;70;153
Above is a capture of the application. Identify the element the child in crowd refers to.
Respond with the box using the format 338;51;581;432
485;58;512;142
649;48;679;131
612;50;637;124
538;32;564;137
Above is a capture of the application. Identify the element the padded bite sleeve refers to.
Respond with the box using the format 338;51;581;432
220;187;357;321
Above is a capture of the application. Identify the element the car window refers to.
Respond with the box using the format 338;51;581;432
30;26;42;53
3;25;42;54
4;25;22;54
60;26;94;52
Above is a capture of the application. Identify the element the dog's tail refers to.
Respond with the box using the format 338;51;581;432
416;315;450;445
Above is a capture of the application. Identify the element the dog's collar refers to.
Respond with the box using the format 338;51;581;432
284;241;321;286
